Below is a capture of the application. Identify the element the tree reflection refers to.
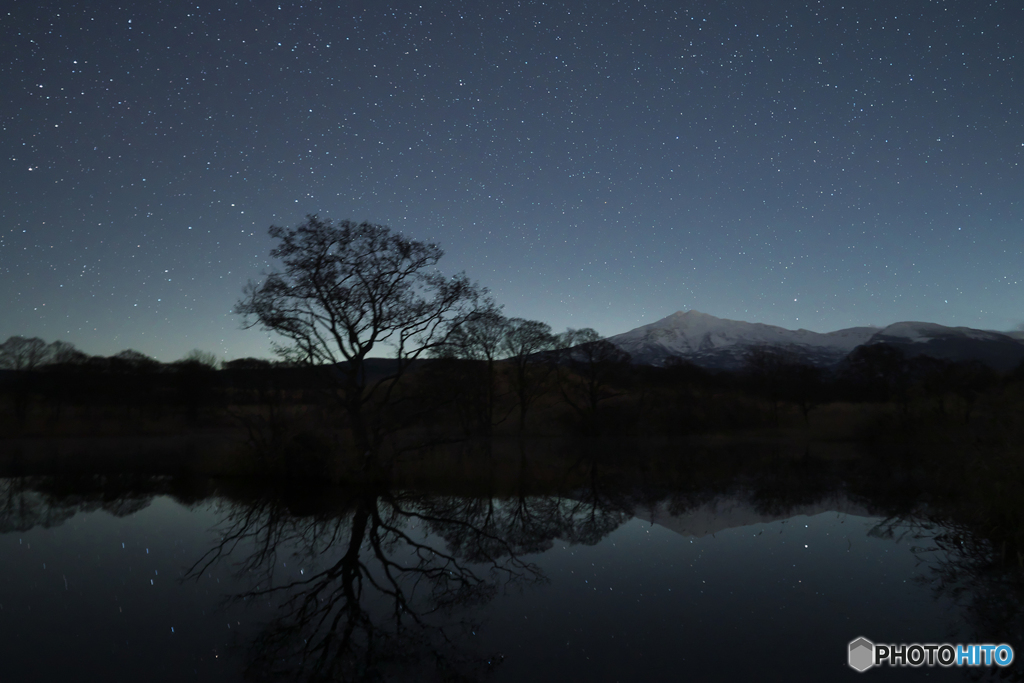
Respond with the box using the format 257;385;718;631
872;514;1024;681
560;459;633;546
186;489;577;682
0;475;156;532
6;442;1024;681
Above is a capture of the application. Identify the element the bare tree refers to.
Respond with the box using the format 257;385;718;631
555;328;632;435
180;348;218;370
172;349;220;423
840;343;909;403
236;215;484;469
45;340;87;366
502;318;556;431
743;345;793;427
0;336;48;371
0;337;50;425
437;303;510;435
109;349;161;373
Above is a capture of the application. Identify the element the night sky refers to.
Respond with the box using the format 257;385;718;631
3;0;1022;362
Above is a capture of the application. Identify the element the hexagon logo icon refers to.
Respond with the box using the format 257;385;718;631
849;637;875;672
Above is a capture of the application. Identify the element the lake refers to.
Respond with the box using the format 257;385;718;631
0;441;1019;681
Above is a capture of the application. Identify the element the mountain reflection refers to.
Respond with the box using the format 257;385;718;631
2;442;1024;680
172;445;1024;681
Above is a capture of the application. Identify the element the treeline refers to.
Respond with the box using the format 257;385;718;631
636;343;1024;439
0;335;292;428
3;330;1024;449
425;322;1024;442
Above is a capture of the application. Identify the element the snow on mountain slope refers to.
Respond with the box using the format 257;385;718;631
607;311;877;368
606;311;1024;370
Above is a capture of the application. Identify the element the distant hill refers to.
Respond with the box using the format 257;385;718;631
607;310;1024;371
869;322;1024;372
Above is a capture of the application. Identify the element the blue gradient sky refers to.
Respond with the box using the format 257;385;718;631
3;0;1022;361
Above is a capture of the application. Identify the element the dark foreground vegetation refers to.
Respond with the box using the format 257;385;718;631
2;331;1024;478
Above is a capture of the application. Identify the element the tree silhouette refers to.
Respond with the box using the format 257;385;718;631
502;318;557;431
841;343;909;403
109;349;161;373
0;336;48;371
44;340;87;367
435;303;510;436
185;490;547;681
744;346;824;426
236;215;484;470
172;349;219;423
743;345;791;427
180;348;218;369
555;328;632;435
106;349;161;419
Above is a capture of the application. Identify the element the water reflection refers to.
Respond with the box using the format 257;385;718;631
872;514;1024;681
182;479;656;681
184;490;554;680
0;475;157;532
1;443;1023;680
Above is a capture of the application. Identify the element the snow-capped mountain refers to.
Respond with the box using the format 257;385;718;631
607;310;878;369
607;310;1024;371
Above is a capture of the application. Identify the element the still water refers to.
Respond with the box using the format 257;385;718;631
0;449;1018;682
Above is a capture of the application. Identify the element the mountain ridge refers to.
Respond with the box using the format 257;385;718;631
607;310;1024;371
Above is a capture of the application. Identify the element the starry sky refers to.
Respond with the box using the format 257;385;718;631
3;0;1022;362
